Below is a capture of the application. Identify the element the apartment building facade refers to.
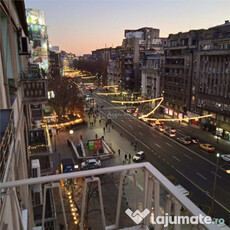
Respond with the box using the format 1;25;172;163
0;0;33;229
107;46;122;86
192;21;230;140
160;30;202;119
141;38;167;98
121;27;160;92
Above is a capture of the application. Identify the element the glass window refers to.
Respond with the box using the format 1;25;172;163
1;9;13;78
14;31;22;75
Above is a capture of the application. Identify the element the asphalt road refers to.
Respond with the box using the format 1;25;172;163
92;92;230;223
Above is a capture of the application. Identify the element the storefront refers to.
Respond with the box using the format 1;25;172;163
224;131;230;141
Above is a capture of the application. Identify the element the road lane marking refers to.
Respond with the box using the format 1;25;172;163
211;171;222;179
173;156;181;162
155;143;161;148
175;169;205;192
128;125;132;128
196;172;207;180
165;142;172;147
120;120;124;123
138;132;143;136
175;169;230;213
183;154;192;160
94;94;227;174
138;124;142;128
201;150;209;155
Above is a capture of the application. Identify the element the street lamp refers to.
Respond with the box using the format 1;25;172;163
69;129;74;142
210;153;220;216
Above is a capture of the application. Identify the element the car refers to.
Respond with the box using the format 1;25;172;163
81;159;101;170
133;151;146;162
125;109;132;113
175;184;190;196
164;129;176;137
220;154;230;162
187;136;199;143
169;127;176;132
148;121;155;127
155;125;165;132
177;136;191;145
200;144;215;152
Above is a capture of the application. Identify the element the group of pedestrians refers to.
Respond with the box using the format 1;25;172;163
118;149;132;163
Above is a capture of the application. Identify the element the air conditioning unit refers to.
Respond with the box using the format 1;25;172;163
19;37;30;55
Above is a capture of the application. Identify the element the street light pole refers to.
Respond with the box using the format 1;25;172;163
210;153;220;216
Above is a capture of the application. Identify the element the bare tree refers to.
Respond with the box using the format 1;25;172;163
48;77;83;116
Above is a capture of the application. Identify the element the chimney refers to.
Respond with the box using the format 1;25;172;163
225;20;229;24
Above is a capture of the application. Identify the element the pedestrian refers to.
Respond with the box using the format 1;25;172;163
129;153;131;159
103;127;105;133
80;135;82;140
125;154;127;161
118;149;120;156
95;134;98;139
99;119;101;125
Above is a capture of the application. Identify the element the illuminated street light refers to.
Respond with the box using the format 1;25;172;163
226;170;230;174
69;130;74;135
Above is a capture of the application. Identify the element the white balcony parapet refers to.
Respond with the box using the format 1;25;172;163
0;163;220;230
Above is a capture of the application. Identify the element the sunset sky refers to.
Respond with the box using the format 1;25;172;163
25;0;230;56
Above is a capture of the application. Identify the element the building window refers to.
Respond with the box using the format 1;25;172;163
1;9;13;78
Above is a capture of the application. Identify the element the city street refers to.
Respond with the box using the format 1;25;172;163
90;92;230;223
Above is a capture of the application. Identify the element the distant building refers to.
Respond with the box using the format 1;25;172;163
49;46;61;77
107;47;122;86
121;27;160;92
59;50;77;71
161;21;230;142
141;38;166;98
82;54;92;61
92;47;113;63
160;30;202;119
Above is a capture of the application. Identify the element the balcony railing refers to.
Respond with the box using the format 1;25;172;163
0;163;220;230
0;109;14;182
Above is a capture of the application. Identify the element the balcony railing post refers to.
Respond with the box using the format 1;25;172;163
80;178;88;230
174;199;181;230
80;177;106;230
42;185;48;230
115;172;125;228
57;183;68;230
165;194;172;230
144;175;153;227
97;178;106;229
154;180;160;230
143;169;149;209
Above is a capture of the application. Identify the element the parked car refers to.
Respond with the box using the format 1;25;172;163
220;154;230;162
177;136;191;145
187;136;199;143
81;159;101;170
148;121;155;127
133;151;146;162
200;144;215;152
155;125;165;132
164;129;176;137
